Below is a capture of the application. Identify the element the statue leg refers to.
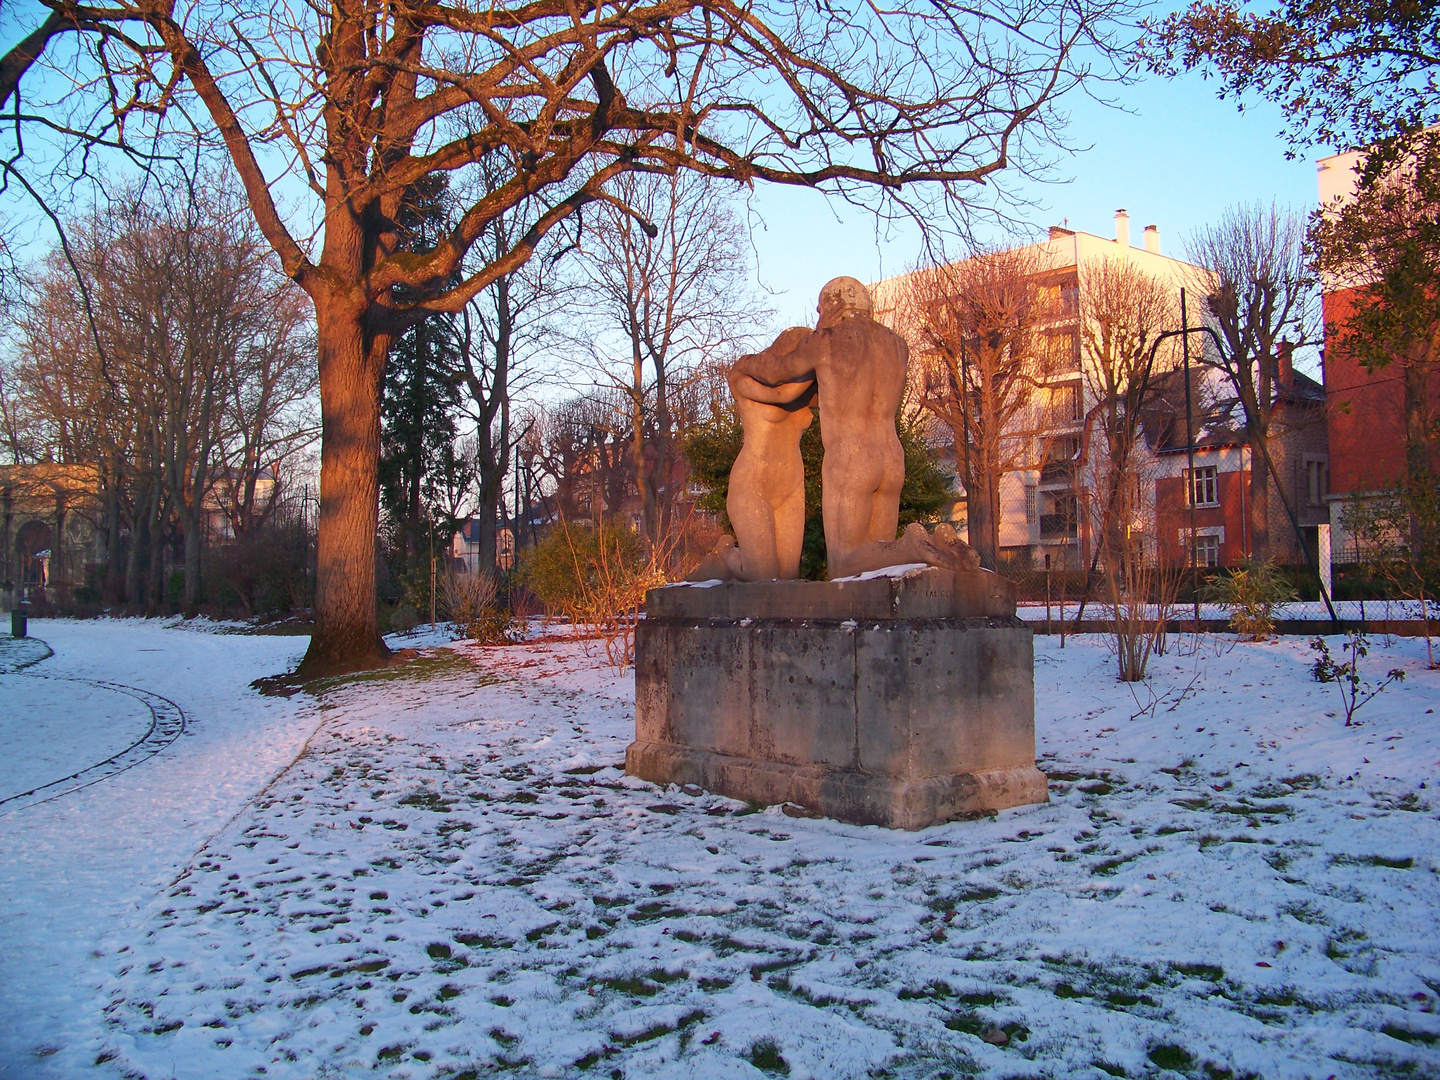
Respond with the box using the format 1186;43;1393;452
772;482;806;580
727;471;781;581
865;438;904;544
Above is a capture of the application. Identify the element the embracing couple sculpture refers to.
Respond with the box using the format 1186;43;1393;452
691;276;981;582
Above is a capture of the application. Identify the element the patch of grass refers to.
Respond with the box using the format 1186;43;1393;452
627;901;689;923
397;790;451;811
1214;801;1294;820
1148;1043;1194;1071
748;1037;790;1076
1047;770;1111;783
455;933;512;949
1053;983;1083;999
1079;781;1115;796
898;980;959;1001
1281;901;1330;926
1382;1024;1440;1045
603;968;687;998
1094;1063;1128;1078
958;990;1005;1007
1091;854;1138;876
1171;962;1224;982
426;943;452;960
1332;853;1414;869
524;922;560;942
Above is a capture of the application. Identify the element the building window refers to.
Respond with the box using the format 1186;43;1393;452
1307;459;1329;506
1194;534;1220;567
1187;465;1218;507
1025;486;1037;526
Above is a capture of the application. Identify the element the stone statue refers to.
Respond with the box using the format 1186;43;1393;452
733;277;978;578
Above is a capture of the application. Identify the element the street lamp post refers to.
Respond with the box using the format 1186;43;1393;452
1181;289;1200;627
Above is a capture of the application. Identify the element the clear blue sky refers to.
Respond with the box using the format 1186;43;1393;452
745;68;1328;330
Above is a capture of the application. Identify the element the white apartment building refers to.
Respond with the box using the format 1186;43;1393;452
875;212;1213;571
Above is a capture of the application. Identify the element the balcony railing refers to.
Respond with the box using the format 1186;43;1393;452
1039;459;1074;484
1039;514;1078;538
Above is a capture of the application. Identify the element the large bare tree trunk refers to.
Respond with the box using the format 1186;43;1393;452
301;302;390;677
969;472;999;570
1247;425;1271;561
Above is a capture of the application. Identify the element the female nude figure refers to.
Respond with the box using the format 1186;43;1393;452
689;330;815;581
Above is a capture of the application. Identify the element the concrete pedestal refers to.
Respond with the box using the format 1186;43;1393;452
626;567;1047;830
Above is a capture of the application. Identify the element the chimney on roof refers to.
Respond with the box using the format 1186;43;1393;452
1115;209;1130;250
1143;224;1160;254
1277;341;1294;389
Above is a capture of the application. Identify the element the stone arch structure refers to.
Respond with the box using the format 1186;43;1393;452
1;464;102;608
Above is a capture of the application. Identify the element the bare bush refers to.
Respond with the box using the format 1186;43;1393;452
440;571;513;645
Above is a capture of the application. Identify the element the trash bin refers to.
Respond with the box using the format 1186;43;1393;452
11;607;27;638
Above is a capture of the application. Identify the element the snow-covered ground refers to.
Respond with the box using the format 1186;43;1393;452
1017;598;1439;624
2;620;1438;1079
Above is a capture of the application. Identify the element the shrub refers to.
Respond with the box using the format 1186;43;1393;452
389;603;420;634
520;519;665;668
1203;559;1295;640
440;571;514;644
1310;632;1406;726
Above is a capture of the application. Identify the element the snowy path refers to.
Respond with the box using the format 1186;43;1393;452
0;621;314;1079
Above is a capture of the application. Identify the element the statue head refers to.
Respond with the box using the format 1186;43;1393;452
816;276;873;329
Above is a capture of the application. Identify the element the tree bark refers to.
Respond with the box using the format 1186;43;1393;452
1404;354;1434;483
969;472;999;570
299;298;391;677
1247;423;1270;562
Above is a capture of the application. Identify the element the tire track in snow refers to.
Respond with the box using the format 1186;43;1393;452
0;662;187;813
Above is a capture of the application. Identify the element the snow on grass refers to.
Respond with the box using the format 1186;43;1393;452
31;628;1427;1080
0;620;315;1079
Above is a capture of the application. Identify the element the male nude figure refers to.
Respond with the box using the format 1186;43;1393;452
688;330;815;582
734;278;979;578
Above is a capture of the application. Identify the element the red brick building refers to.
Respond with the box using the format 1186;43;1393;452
1316;146;1440;564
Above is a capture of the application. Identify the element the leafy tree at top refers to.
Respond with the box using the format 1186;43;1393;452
380;177;467;575
1145;0;1440;169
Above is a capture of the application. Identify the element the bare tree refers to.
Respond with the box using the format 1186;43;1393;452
214;282;317;538
452;164;569;575
4;0;1138;675
1078;258;1178;559
1187;204;1316;561
580;171;763;545
13;185;317;610
1076;257;1179;680
893;248;1045;569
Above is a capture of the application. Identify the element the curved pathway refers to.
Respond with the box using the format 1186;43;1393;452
0;620;315;1080
0;666;187;813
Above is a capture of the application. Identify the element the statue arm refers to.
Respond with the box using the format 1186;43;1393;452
729;369;814;407
734;330;822;386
